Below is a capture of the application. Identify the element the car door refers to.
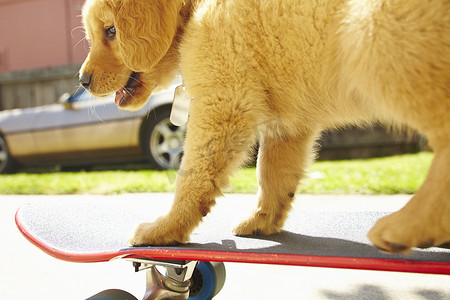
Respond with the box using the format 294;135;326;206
32;92;142;158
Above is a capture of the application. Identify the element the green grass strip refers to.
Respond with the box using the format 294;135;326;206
0;152;432;195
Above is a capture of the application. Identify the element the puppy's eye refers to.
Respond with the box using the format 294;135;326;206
105;26;116;39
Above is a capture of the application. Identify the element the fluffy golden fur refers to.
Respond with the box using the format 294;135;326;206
80;0;450;253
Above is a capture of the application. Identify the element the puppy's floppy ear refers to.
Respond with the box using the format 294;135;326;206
111;0;183;72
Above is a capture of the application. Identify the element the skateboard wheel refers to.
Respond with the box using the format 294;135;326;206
85;289;138;300
189;262;226;299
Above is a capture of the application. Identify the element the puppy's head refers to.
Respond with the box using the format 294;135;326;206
79;0;184;110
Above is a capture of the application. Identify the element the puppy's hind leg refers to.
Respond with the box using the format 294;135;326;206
129;91;259;246
338;0;450;253
368;134;450;253
234;129;318;236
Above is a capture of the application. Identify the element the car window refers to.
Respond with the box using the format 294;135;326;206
70;91;115;107
73;91;97;103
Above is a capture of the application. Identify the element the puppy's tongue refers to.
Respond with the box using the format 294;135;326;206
115;88;127;106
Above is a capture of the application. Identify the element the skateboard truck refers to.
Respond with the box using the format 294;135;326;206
131;259;197;300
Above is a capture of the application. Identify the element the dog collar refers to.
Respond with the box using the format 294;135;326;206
170;84;192;126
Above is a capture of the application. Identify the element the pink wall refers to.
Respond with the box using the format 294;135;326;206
0;0;89;72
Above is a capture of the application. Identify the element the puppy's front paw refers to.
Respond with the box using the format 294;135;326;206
233;213;282;236
128;217;189;246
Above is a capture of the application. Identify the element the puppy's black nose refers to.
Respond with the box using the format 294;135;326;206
79;73;92;91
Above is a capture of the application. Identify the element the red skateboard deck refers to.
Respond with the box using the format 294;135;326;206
16;198;450;275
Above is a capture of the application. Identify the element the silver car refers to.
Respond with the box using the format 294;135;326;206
0;83;186;173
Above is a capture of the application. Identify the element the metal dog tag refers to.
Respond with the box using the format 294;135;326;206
170;85;192;126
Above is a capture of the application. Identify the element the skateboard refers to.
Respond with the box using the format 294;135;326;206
16;198;450;299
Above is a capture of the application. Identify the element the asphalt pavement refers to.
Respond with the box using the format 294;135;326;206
1;193;449;300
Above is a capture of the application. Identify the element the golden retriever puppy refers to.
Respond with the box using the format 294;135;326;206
79;0;450;253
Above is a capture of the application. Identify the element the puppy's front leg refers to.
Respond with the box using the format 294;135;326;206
129;95;257;246
234;130;318;236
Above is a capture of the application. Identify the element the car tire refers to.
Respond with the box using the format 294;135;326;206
0;134;18;174
142;106;186;170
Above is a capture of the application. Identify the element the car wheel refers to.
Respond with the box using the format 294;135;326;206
0;135;18;174
142;107;186;170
